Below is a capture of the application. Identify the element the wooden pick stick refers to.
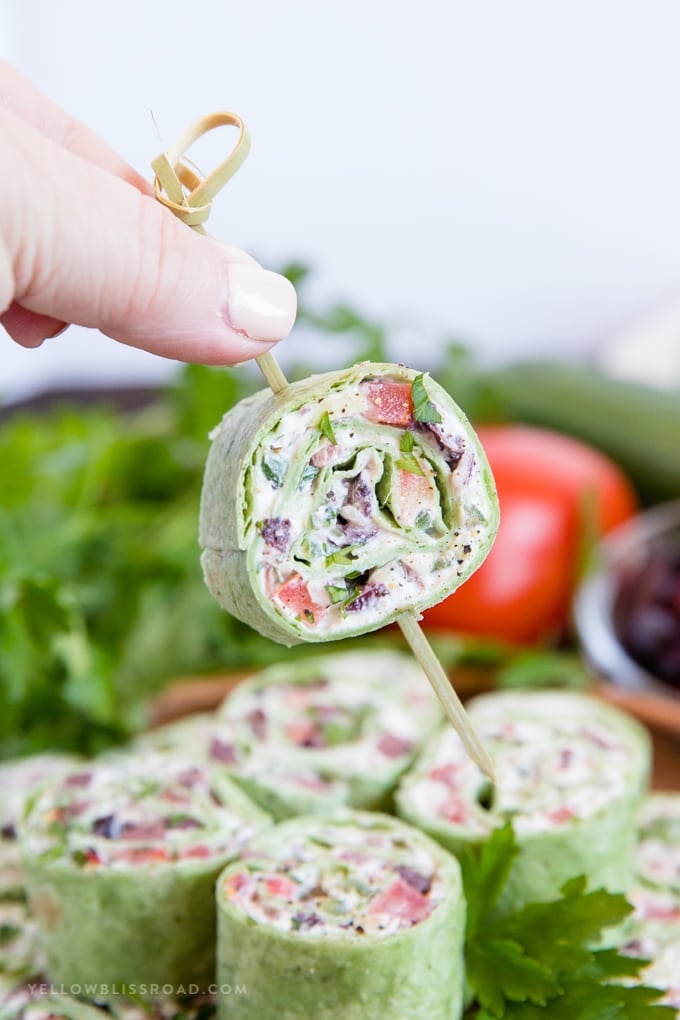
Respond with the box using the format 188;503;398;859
398;614;496;781
152;114;494;780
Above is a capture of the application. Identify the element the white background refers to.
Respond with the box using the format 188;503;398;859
3;0;680;400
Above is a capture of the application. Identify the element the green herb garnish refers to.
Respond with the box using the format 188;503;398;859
325;547;360;568
299;462;321;487
325;585;347;604
463;824;674;1018
400;430;415;453
412;374;442;424
0;923;20;946
262;454;285;488
395;454;425;475
318;411;338;445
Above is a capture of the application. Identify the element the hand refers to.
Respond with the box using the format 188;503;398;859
0;61;297;364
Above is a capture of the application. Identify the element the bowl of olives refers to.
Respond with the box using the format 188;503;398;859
574;500;680;698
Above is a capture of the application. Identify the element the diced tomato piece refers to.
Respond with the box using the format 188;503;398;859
310;444;346;467
121;847;170;864
430;764;460;787
226;872;249;896
546;806;575;825
273;574;325;624
441;798;469;824
264;875;298;899
395;469;433;527
294;774;331;790
84;849;101;868
361;380;413;426
119;820;166;841
180;844;212;859
368;878;432;923
285;721;321;746
377;734;414;758
637;897;680;922
161;788;191;804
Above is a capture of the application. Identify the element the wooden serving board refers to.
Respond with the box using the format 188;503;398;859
149;671;680;792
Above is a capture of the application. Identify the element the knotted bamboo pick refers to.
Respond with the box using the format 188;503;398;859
151;115;495;782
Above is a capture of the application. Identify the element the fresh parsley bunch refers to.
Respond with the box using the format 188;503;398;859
462;824;674;1018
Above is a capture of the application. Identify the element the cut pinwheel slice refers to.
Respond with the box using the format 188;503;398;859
210;649;443;819
216;810;465;1020
199;362;498;645
635;793;680;907
395;689;651;912
620;793;680;1013
19;753;270;998
0;753;80;899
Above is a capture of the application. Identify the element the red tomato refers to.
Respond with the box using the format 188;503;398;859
361;379;413;425
273;574;324;622
422;425;639;645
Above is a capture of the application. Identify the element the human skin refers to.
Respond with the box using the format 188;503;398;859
0;60;296;363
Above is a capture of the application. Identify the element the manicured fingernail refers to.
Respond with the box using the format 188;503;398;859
222;264;297;342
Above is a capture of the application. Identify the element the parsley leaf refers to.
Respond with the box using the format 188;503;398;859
460;822;519;934
299;462;321;487
0;923;21;946
262;454;285;488
467;938;559;1014
411;373;442;424
463;824;675;1019
318;410;337;445
400;430;415;453
325;547;360;568
395;453;425;475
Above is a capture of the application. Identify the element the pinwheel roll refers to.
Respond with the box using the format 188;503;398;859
216;810;465;1020
620;794;680;1011
210;650;443;819
0;753;79;898
199;363;498;645
396;690;651;912
634;794;680;912
20;755;270;998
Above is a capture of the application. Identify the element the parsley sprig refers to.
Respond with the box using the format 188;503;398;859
412;373;442;424
463;824;674;1018
318;410;338;445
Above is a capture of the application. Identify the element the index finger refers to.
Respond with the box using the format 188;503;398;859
0;59;151;193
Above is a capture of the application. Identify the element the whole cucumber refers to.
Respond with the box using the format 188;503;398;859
480;362;680;504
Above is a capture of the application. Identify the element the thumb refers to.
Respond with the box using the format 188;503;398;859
0;110;297;364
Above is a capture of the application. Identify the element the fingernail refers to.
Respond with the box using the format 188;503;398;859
222;264;297;342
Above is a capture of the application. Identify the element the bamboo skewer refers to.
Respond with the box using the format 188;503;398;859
151;114;495;782
397;614;496;781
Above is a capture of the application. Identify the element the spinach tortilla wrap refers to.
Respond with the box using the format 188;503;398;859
0;989;112;1020
19;754;270;998
620;794;680;1012
216;810;465;1020
0;753;79;900
199;362;498;645
396;689;651;912
210;649;443;819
